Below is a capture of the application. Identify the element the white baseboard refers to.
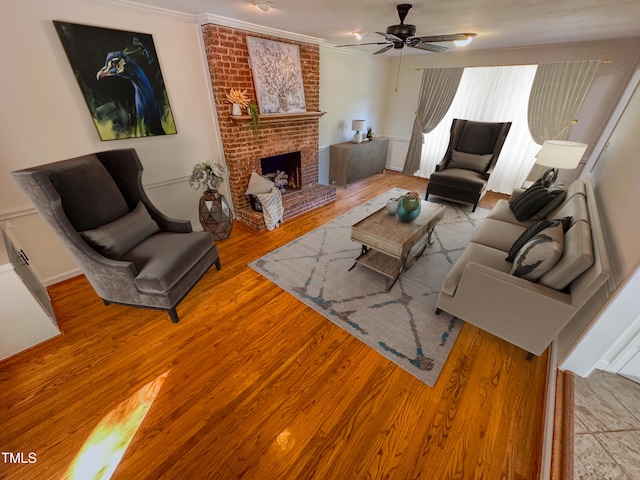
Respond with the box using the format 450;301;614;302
43;268;83;287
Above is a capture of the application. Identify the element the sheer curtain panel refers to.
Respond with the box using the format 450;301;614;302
402;67;464;175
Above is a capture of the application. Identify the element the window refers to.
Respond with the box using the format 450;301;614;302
418;65;541;193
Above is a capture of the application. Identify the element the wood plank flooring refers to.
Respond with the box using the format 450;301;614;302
0;172;549;479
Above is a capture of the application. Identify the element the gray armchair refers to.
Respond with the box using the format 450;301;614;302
425;119;512;211
11;148;221;323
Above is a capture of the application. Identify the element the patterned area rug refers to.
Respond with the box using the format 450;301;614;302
249;188;490;386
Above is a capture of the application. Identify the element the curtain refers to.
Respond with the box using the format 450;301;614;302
417;65;540;193
526;60;601;181
402;67;464;175
528;60;601;143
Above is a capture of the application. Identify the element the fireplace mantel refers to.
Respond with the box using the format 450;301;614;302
229;111;326;124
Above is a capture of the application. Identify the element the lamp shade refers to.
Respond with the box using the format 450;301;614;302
351;120;366;132
535;140;588;170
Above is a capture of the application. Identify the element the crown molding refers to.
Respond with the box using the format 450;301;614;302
79;0;197;22
82;1;327;45
198;13;325;45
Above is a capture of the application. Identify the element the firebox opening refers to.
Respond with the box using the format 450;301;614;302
260;151;302;194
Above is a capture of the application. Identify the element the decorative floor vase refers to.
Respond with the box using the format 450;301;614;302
199;190;233;240
397;192;421;222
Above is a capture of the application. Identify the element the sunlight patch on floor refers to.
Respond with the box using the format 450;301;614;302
62;371;169;480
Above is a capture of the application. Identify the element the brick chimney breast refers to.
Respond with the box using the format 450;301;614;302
202;24;335;231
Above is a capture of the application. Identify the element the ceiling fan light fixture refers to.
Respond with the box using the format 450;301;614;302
352;32;364;41
453;33;476;47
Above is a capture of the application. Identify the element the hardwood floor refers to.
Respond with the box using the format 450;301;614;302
0;171;548;479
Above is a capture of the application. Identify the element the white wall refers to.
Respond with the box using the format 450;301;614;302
0;0;226;284
318;46;390;183
560;70;640;376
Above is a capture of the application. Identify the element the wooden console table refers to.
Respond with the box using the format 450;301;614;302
329;138;389;187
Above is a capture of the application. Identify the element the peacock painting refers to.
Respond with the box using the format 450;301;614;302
54;21;177;140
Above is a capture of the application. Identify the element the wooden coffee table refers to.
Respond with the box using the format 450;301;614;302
349;200;446;290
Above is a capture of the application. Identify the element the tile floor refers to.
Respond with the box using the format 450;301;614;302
573;369;640;479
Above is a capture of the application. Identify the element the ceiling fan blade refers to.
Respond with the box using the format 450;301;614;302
376;31;402;42
413;33;473;43
410;42;449;53
373;44;394;55
336;42;392;48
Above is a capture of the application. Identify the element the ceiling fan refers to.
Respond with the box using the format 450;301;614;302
337;3;476;54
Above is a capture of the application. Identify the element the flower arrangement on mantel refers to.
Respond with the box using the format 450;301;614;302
189;161;226;197
226;88;249;115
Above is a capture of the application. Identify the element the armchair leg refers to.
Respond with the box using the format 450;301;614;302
215;257;221;270
472;202;478;212
435;308;442;315
526;352;535;361
168;308;179;323
103;299;111;306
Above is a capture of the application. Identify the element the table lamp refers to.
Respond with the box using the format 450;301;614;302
535;140;588;183
352;120;366;144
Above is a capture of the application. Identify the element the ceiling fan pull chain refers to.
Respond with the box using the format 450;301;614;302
395;48;403;92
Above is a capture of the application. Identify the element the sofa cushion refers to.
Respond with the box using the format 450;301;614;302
511;221;564;280
548;192;590;225
509;181;565;221
46;154;130;231
448;150;493;174
121;231;215;294
80;202;160;260
487;199;537;227
538;220;594;290
441;242;513;297
470;218;529;253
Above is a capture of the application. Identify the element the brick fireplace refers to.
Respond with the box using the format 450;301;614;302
201;24;336;231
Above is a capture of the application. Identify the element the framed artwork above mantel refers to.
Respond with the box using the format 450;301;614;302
246;36;307;115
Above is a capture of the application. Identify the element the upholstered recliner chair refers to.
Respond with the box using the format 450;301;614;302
11;148;221;323
426;119;512;211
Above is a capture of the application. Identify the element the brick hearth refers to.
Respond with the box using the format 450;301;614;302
201;24;336;231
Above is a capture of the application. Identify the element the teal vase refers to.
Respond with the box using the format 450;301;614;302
397;192;421;222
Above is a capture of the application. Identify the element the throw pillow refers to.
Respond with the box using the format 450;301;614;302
448;150;493;174
506;216;572;262
509;180;566;222
80;201;160;260
506;218;552;262
532;187;567;219
245;171;274;195
510;220;564;281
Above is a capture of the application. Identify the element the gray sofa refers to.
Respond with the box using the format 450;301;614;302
435;178;611;356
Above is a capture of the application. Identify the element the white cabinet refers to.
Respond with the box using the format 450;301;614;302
0;264;60;361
